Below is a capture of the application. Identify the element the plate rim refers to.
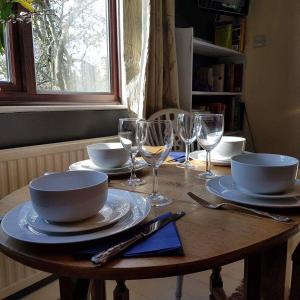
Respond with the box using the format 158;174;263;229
26;195;132;235
1;188;151;244
69;159;148;175
206;176;300;208
219;175;300;199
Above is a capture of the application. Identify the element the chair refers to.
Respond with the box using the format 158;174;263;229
147;108;198;152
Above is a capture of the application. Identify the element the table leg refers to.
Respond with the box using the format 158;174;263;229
59;277;90;300
113;280;129;300
90;279;106;300
209;267;228;300
244;241;288;300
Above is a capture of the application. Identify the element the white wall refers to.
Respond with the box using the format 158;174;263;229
244;0;300;158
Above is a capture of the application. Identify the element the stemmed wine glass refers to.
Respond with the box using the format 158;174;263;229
137;120;174;206
118;118;146;186
196;114;224;179
177;112;201;168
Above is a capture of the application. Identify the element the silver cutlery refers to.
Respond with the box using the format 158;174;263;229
91;211;185;266
187;192;291;223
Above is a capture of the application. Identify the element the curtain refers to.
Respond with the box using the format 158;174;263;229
122;0;179;118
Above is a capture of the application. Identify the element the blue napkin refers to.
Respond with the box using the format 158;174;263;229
73;212;184;260
169;151;186;162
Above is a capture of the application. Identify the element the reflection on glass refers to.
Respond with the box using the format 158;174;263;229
0;25;9;82
32;0;110;93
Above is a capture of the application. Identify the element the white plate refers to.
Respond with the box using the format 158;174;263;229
206;177;300;208
219;176;300;199
69;159;148;175
26;195;131;235
1;189;151;244
190;150;251;166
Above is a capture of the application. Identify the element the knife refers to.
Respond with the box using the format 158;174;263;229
91;211;185;266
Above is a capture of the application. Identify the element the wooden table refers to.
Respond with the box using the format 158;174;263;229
0;164;299;300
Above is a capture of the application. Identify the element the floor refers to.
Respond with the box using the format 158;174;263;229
20;261;244;300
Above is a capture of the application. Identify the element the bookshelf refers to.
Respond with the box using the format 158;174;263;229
175;27;246;133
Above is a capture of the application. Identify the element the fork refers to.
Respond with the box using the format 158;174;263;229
187;192;292;223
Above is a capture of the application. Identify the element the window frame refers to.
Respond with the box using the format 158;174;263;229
0;0;121;106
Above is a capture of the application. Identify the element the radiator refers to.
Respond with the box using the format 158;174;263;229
0;135;118;298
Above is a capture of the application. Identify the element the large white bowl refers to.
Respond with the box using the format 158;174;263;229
29;170;108;222
231;153;299;194
87;142;129;169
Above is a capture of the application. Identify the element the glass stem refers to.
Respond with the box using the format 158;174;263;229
152;167;158;195
130;153;137;180
206;150;211;173
185;143;189;164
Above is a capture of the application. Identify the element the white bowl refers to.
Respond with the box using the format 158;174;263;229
231;153;299;194
29;170;108;222
87;143;129;169
213;136;246;158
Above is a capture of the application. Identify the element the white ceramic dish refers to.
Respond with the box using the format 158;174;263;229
206;177;300;208
190;150;251;166
87;142;129;168
26;195;131;235
219;175;300;199
29;170;108;223
69;159;148;175
231;153;299;194
1;189;151;244
214;136;246;158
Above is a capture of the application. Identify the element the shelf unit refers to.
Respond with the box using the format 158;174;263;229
175;27;245;134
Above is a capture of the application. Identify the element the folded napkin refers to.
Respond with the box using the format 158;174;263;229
73;212;184;260
168;151;186;162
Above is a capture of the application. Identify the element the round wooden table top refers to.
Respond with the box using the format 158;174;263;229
0;164;298;280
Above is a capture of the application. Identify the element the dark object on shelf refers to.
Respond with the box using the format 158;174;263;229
197;0;250;16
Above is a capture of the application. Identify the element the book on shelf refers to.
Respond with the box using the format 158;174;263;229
212;64;225;92
214;23;232;49
224;98;245;131
214;18;246;52
224;64;243;92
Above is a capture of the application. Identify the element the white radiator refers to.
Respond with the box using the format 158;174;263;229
0;135;118;298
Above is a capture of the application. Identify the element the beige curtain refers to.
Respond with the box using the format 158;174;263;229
144;0;180;118
123;0;150;118
122;0;179;118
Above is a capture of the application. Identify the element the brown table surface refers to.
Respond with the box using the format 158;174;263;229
0;163;299;300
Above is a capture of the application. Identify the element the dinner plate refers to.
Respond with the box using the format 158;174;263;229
26;195;131;235
1;189;151;244
219;175;300;199
206;177;300;208
190;150;251;166
69;159;148;175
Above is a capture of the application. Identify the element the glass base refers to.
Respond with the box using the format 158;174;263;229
176;161;196;169
126;177;146;186
145;192;172;207
196;171;217;180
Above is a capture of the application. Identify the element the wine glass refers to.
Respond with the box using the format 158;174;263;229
177;112;201;168
118;118;146;186
137;120;174;206
196;114;224;179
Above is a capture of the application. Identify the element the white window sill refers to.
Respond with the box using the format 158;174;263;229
0;105;128;113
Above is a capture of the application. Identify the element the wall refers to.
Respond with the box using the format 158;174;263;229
0;108;128;149
244;0;300;158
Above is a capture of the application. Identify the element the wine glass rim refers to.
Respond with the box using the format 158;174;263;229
138;119;172;124
119;118;144;121
197;113;223;117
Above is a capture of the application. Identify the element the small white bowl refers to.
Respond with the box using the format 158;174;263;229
231;153;299;194
213;136;246;158
87;142;129;169
29;170;108;222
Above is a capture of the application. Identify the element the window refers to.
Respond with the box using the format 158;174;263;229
0;0;120;105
